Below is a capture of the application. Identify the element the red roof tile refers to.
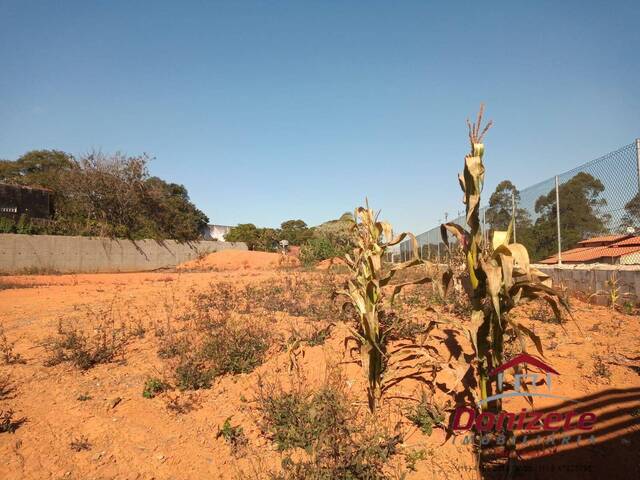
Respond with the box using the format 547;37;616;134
577;234;630;246
609;236;640;247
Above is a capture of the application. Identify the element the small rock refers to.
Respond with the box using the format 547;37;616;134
110;397;122;409
155;453;165;462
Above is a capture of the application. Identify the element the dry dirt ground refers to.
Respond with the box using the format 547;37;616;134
0;252;638;480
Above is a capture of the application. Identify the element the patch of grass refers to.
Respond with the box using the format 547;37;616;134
404;449;428;472
531;301;562;324
0;409;26;433
258;378;402;480
0;323;25;365
200;321;270;375
174;357;215;391
164;392;200;414
216;416;248;453
306;324;332;347
69;435;91;451
592;355;611;382
0;373;15;400
406;393;445;436
42;312;131;370
157;335;190;359
143;377;169;398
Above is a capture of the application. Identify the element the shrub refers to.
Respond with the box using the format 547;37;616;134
69;435;92;451
0;217;16;233
43;315;130;370
0;374;14;400
200;321;270;375
258;379;402;479
174;357;215;391
0;410;26;433
300;236;343;267
216;416;248;453
0;323;24;365
143;377;169;398
406;393;445;436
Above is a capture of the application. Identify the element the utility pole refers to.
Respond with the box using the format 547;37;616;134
437;218;441;263
555;176;562;265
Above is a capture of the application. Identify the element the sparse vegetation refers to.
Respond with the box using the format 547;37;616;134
142;377;169;398
216;417;248;453
406;393;445;436
69;435;92;451
0;409;26;433
0;323;24;365
43;314;131;370
592;355;612;382
258;378;402;479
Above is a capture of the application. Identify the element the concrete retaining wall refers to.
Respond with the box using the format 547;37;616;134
535;263;640;305
0;234;247;274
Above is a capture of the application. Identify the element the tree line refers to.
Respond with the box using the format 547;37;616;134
0;150;208;242
485;171;639;261
225;213;355;265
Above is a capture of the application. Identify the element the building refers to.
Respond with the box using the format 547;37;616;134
540;234;640;265
201;224;233;241
0;183;52;220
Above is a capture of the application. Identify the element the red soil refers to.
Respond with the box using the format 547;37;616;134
177;249;299;271
0;266;638;479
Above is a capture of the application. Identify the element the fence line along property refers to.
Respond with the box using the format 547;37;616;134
395;139;640;265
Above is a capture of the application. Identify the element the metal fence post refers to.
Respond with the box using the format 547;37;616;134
636;138;640;193
511;191;517;243
555;175;562;264
481;207;486;245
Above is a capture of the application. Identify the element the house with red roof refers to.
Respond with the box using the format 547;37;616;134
540;234;640;265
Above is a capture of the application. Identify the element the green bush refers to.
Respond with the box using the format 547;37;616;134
0;217;16;233
142;377;168;398
300;236;343;267
258;380;401;479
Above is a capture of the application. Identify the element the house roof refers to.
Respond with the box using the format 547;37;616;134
610;236;640;247
538;247;595;264
541;235;640;264
577;234;631;245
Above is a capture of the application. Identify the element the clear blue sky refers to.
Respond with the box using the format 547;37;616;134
1;0;638;234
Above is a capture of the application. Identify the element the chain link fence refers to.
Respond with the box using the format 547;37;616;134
395;139;640;264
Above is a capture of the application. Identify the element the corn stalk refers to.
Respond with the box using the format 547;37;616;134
441;106;573;469
338;202;436;412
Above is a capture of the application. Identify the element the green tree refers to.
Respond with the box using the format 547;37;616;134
532;172;609;260
279;219;312;246
1;150;207;241
225;224;261;250
299;213;354;265
0;150;74;188
485;180;534;252
620;192;640;233
255;227;280;251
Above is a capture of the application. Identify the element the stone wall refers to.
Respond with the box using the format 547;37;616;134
535;263;640;305
0;234;247;274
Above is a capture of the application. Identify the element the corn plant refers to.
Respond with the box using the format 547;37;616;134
440;105;572;412
338;202;438;412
